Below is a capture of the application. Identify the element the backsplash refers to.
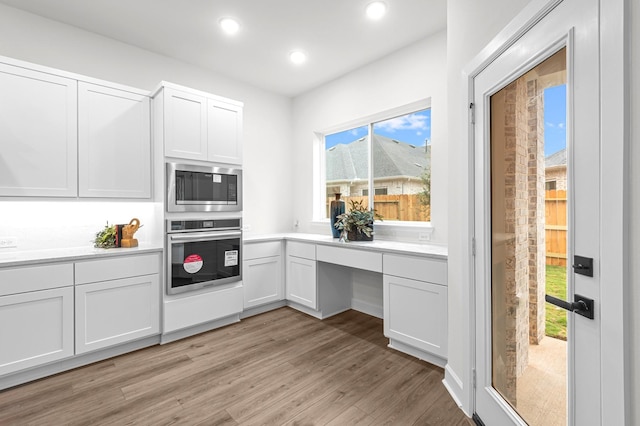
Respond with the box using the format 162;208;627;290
0;201;164;251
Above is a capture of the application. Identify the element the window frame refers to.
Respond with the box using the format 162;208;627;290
314;98;432;226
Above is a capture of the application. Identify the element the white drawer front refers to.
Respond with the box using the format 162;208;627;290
163;283;243;333
286;241;316;260
243;241;281;260
75;253;160;284
0;263;73;296
316;245;382;273
383;254;447;285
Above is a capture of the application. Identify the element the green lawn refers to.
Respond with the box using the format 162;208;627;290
545;265;567;340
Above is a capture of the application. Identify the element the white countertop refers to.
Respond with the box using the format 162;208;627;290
0;233;447;268
244;233;447;260
0;243;164;268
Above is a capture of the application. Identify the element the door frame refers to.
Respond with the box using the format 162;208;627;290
457;0;629;422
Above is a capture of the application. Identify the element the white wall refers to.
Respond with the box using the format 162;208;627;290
445;0;534;414
0;4;293;248
629;0;639;422
291;32;448;244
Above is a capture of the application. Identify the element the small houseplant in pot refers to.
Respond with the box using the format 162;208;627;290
334;199;382;241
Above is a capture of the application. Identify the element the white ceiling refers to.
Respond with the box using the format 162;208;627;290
0;0;447;97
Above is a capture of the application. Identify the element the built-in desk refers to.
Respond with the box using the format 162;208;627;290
244;233;448;368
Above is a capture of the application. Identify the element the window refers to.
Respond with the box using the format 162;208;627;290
323;108;431;223
362;188;388;196
545;180;557;190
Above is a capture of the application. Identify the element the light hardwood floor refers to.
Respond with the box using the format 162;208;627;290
0;307;472;425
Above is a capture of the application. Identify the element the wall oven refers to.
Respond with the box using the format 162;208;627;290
167;162;242;213
166;219;242;295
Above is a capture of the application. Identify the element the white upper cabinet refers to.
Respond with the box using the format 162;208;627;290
163;87;208;160
78;82;151;198
156;82;243;165
0;62;78;197
207;99;242;165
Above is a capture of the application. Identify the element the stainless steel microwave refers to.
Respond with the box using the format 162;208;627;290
166;162;242;213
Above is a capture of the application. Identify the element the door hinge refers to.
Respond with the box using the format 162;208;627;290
473;369;477;389
472;237;476;257
469;102;475;125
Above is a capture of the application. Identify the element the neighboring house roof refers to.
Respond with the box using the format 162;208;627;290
545;148;566;168
326;134;430;182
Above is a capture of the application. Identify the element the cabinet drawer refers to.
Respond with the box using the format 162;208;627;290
383;254;447;285
164;283;243;333
286;241;316;260
316;245;382;272
0;263;73;296
244;241;282;260
75;253;160;284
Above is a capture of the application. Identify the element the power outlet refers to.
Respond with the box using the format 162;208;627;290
418;232;431;242
0;237;17;248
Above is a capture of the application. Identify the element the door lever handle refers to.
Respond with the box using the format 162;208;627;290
545;294;595;320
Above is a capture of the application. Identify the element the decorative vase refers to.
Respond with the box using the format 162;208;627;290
330;193;345;238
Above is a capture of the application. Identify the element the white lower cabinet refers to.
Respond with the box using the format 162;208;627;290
286;242;317;310
0;286;74;376
75;275;160;354
383;275;448;359
243;241;283;309
74;253;161;354
382;253;448;364
0;262;75;376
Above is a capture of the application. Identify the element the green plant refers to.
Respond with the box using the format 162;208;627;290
334;199;382;241
94;222;117;248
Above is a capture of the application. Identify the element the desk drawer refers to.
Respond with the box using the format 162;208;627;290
316;245;382;272
287;241;316;260
383;254;447;285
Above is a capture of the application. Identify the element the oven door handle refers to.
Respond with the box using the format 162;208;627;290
169;230;242;243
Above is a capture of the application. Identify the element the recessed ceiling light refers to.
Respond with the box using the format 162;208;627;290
219;18;240;35
366;1;387;20
290;50;307;65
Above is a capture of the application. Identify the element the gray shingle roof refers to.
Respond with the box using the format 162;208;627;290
326;134;430;182
545;148;566;167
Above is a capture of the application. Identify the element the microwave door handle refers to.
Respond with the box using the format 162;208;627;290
169;230;242;243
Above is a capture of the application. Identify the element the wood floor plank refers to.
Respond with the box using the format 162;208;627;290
0;307;471;425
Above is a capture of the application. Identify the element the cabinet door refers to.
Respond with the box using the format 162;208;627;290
207;99;242;165
0;287;74;375
78;82;151;198
75;274;160;354
163;88;207;160
286;256;317;309
0;62;77;196
243;256;283;309
383;275;447;358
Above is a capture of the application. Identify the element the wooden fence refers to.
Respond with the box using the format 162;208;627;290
327;195;430;222
545;189;567;266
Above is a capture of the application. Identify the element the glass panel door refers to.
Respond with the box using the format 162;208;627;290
490;48;567;426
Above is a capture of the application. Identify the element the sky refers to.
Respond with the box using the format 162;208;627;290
325;98;564;157
544;84;567;157
325;109;431;149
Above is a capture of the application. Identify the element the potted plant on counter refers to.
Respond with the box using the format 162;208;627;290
334;199;382;241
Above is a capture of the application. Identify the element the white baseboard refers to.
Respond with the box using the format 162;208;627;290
351;298;383;319
160;314;240;344
240;300;287;319
388;339;446;368
0;335;160;391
